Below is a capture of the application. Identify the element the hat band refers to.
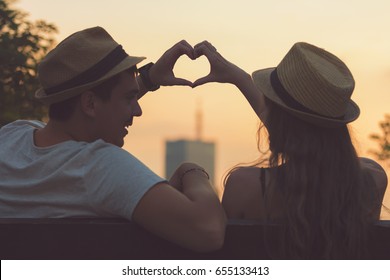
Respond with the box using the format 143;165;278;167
45;45;128;95
270;69;344;120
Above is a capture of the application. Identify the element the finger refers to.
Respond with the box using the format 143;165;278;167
194;43;218;61
172;40;195;60
194;40;207;49
194;42;207;58
203;41;217;52
194;44;209;59
158;40;194;69
192;75;213;88
169;77;193;87
194;40;216;51
174;78;193;87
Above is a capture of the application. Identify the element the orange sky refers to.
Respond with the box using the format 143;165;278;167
16;0;390;217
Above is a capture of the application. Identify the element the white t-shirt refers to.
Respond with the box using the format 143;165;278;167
0;120;165;219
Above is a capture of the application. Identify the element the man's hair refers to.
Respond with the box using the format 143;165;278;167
48;95;80;121
48;67;137;121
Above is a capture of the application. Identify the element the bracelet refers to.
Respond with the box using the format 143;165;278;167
138;62;160;92
180;167;210;185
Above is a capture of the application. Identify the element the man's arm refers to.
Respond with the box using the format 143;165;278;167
132;162;227;252
133;42;227;252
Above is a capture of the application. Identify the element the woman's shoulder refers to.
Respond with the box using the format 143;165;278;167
226;166;264;185
359;158;387;179
359;157;388;192
222;167;264;217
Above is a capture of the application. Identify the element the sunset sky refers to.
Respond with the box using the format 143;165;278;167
16;0;390;216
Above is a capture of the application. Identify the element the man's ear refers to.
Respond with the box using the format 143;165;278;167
80;91;97;117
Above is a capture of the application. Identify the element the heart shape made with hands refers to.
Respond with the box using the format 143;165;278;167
173;54;210;85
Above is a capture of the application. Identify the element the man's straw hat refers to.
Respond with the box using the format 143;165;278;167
35;26;145;104
252;42;360;127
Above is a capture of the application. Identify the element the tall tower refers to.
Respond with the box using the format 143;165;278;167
195;99;203;141
165;99;216;184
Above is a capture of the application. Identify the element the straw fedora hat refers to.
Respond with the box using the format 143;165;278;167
35;26;145;104
252;42;360;127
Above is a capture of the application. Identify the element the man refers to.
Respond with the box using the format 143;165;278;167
0;26;226;252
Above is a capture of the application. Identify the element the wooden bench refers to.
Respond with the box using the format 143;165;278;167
1;218;389;259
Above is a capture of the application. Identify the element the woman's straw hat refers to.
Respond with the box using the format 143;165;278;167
252;42;360;127
35;26;145;104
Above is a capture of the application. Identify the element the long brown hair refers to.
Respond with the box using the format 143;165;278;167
226;98;374;259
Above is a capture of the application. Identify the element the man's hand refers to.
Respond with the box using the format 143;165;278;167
168;162;209;191
149;40;195;87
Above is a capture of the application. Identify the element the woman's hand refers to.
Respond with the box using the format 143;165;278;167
192;41;250;88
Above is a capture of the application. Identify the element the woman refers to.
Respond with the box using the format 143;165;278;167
193;41;387;258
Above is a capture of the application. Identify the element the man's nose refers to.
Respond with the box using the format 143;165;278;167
133;101;142;117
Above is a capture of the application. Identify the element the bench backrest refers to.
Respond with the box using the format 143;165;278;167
1;219;389;259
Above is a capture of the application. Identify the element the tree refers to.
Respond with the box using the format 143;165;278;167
369;114;390;167
0;0;57;127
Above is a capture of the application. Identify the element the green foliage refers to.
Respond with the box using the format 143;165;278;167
0;0;57;127
370;114;390;166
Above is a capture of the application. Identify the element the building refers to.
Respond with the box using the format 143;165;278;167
165;139;215;184
164;100;216;184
